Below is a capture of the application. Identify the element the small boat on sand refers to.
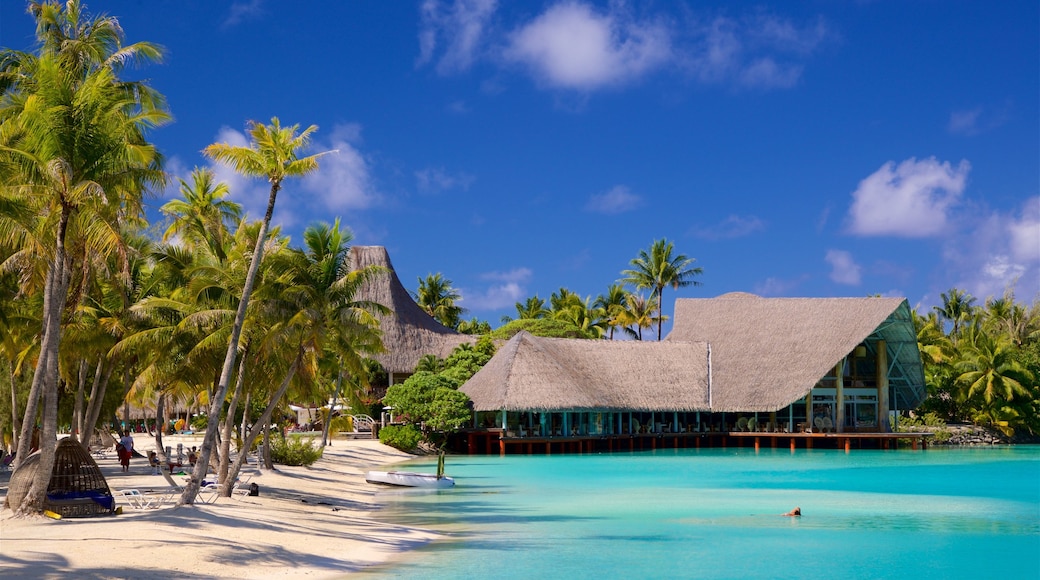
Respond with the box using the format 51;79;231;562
365;470;455;488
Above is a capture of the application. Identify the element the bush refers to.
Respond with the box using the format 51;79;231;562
191;414;209;431
269;434;322;466
379;424;422;451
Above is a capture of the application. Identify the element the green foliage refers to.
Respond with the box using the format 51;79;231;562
191;414;209;431
378;424;422;451
270;434;322;466
490;318;597;340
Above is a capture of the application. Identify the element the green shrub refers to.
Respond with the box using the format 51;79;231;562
191;414;209;431
270;434;322;466
379;424;422;451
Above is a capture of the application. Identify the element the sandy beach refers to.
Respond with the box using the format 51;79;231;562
0;434;441;579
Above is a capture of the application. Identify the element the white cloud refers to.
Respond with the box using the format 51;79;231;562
753;275;807;296
418;2;828;92
947;104;1009;136
418;0;498;74
459;267;531;310
502;2;671;90
584;185;642;214
825;249;861;285
948;108;981;135
300;123;378;212
684;13;828;89
224;0;263;28
1007;197;1040;264
691;214;765;240
937;197;1040;302
206;123;378;232
846;157;971;238
415;167;475;194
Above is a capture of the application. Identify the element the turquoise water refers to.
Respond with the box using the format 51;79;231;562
359;447;1040;579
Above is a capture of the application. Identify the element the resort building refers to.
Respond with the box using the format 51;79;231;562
346;246;927;453
458;292;927;453
350;246;475;386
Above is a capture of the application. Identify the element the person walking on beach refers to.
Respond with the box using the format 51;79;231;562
117;430;134;472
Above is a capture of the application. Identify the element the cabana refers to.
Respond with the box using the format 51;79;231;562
6;437;116;517
459;293;927;453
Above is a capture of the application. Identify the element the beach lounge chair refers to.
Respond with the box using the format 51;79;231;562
115;489;155;509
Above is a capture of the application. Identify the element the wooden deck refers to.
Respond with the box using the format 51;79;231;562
455;429;932;455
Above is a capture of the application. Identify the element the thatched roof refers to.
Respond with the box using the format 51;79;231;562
461;331;709;412
350;246;475;374
667;293;925;412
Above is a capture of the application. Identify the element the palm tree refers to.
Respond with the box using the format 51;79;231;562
219;219;385;491
620;239;702;340
955;331;1034;406
502;296;549;323
934;288;976;340
160;167;241;262
1;1;167;514
180;117;330;506
412;273;465;329
594;284;628;340
615;293;661;341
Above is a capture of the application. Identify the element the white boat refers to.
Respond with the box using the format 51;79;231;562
365;470;455;488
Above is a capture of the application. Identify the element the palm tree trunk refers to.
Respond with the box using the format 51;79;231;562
218;347;249;484
72;359;88;441
320;366;345;451
224;346;301;495
9;362;21;453
179;183;279;506
657;286;664;341
17;221;71;515
15;266;56;466
153;393;166;463
80;359;113;445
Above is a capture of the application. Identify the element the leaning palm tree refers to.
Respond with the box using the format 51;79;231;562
594;284;628;340
620;239;702;340
615;293;661;341
179;117;331;506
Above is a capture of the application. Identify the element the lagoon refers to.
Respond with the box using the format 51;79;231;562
359;447;1040;579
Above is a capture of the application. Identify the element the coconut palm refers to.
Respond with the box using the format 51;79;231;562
0;2;167;514
620;239;702;340
218;219;385;492
595;284;628;340
933;288;976;340
177;117;330;505
412;273;464;329
502;296;549;323
160;167;241;261
955;331;1034;405
615;293;661;341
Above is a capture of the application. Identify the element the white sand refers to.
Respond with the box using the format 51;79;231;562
0;434;441;579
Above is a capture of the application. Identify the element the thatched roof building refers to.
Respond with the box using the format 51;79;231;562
666;293;925;412
461;293;925;418
462;331;709;412
349;246;475;379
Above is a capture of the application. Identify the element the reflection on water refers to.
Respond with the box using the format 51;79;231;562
356;447;1040;579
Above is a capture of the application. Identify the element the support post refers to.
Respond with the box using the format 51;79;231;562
835;359;845;433
877;339;891;432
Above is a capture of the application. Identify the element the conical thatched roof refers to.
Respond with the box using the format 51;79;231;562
350;246;475;374
667;293;925;412
461;331;709;412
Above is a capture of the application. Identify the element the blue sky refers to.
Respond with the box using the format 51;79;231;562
2;1;1038;332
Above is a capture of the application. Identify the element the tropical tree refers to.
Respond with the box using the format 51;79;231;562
160;167;241;261
620;239;702;340
413;273;464;329
180;117;330;506
615;293;661;341
955;330;1034;405
934;288;976;341
502;296;549;323
595;284;628;340
0;0;168;515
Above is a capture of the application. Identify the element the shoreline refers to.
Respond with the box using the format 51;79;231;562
0;434;441;579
